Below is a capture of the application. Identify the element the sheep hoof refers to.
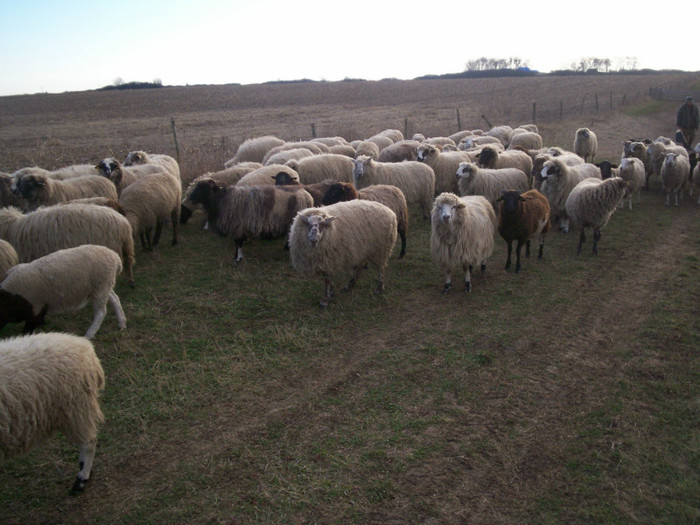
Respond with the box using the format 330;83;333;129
318;300;329;308
515;265;521;273
464;282;472;292
70;476;89;494
442;283;451;293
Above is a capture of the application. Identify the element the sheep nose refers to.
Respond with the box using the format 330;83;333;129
441;214;451;222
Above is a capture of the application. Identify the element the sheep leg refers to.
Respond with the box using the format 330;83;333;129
592;229;601;255
71;440;97;493
375;267;385;294
576;230;586;255
537;235;545;260
234;239;244;263
464;265;472;292
85;303;107;340
139;232;149;251
442;273;451;293
320;276;334;308
525;239;531;258
505;241;513;270
674;189;680;207
109;290;127;330
170;212;179;246
398;230;407;259
151;220;164;249
343;266;360;291
515;240;524;273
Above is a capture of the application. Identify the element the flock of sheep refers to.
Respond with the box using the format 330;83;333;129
0;120;696;493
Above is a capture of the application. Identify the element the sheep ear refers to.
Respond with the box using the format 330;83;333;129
321;216;336;226
457;203;466;209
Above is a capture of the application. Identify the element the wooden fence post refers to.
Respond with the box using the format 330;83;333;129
610;92;613;110
595;93;599;112
404;117;408;139
532;102;536;124
481;114;493;129
560;101;563;120
311;123;317;138
456;108;462;131
221;136;226;164
170;117;180;165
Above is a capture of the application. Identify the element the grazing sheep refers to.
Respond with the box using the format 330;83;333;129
417;143;474;194
0;204;135;286
660;152;691;206
16;173;118;211
565;177;627;255
540;158;601;232
237;164;299;187
0;239;18;281
352;155;435;219
377;140;421;163
95;157;163;194
459;135;503;151
618;157;646;209
180;164;262;225
285;154;355;185
455;162;530;205
430;193;496;293
496;189;551;272
321;183;409;259
123;150;180;180
0;332;104;493
118;172;182;251
288;200;397;307
226;135;286;165
271;172;349;206
187;177;313;262
354;140;381;159
573;128;598;162
476;145;533;177
0;245;126;339
507;131;543;151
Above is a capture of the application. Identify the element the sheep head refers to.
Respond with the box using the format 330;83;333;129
432;193;465;224
16;174;46;201
497;190;525;215
124;150;148;166
272;171;299;186
321;182;358;206
416;144;437;163
352;156;372;179
95;158;122;180
301;212;336;247
476;145;497;168
455;162;477;182
188;178;224;205
540;159;563;182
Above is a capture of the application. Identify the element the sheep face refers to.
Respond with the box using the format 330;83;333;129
595;161;617;180
95;158;121;179
434;199;465;224
497;190;525;215
124;151;147;166
352;156;372;180
271;172;299;185
476;146;497;167
187;178;221;205
302;213;336;247
540;161;562;182
663;153;680;169
455;163;476;182
576;128;591;140
416;144;437;163
16;174;45;201
0;289;35;330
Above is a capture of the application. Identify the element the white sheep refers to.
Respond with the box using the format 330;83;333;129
0;332;104;492
226;135;286;165
375;129;404;143
416;143;474;195
459;135;503;151
476;145;533;177
573;128;598;162
507;131;543;151
285;154;355;185
455;162;529;205
0;204;135;286
236;164;300;187
118;172;182;250
95;157;164;194
0;245;126;339
367;134;394;151
123;150;180;181
354;140;381;159
311;136;349;147
327;143;356;157
288;200;397;307
430;192;496;292
377;140;421;163
531;153;583;191
15;172;118;211
540;158;601;232
261;141;328;164
352;155;435;219
484;125;514;147
422;136;458;149
0;239;18;281
618;157;646;209
660;152;691;206
565;177;627;255
186;177;314;262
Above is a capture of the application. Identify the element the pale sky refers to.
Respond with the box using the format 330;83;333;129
1;0;697;97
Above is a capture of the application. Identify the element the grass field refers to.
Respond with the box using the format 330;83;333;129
0;73;699;524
